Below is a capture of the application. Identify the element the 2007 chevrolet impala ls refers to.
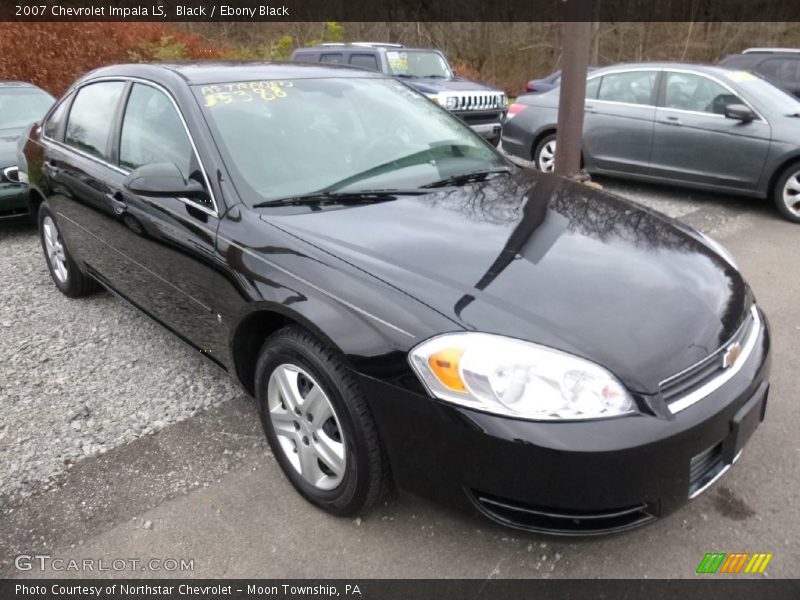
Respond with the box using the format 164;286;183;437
19;63;770;535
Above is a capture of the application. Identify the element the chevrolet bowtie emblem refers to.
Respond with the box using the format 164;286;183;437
722;342;743;369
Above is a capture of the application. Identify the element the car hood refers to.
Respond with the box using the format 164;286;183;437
405;77;501;94
266;170;749;394
0;127;23;168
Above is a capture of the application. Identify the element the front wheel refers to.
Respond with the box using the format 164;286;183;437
254;326;388;516
534;133;557;173
773;161;800;223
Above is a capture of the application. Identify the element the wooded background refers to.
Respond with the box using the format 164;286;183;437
2;21;799;96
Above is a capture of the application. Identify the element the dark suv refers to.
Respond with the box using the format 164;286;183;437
719;48;800;98
291;43;507;145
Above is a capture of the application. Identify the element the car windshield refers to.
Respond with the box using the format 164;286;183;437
385;50;452;79
0;87;54;131
721;70;800;114
195;77;504;205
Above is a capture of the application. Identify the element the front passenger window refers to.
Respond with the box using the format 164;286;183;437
663;72;745;115
119;84;195;181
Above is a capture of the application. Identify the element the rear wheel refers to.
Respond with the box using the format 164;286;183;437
38;204;99;297
254;326;388;516
534;134;557;173
773;161;800;223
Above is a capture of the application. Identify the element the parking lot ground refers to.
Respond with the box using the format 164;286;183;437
1;179;799;579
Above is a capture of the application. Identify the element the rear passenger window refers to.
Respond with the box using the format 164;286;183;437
44;96;70;140
586;77;600;99
320;53;344;64
597;71;657;106
65;82;125;160
349;54;379;71
755;58;800;85
119;83;194;180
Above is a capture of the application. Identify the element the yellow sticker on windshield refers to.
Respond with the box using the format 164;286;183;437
387;51;409;72
201;81;293;107
724;71;757;82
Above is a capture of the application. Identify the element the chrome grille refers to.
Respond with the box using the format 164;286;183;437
660;306;759;414
446;92;506;111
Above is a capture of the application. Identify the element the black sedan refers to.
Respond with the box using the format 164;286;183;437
0;81;54;219
503;63;800;223
21;62;770;535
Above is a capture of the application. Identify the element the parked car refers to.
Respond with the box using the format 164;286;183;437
291;43;507;145
524;67;598;94
22;62;770;535
0;81;54;219
719;48;800;98
502;62;800;223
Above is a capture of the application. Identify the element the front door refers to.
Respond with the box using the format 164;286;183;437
648;71;771;190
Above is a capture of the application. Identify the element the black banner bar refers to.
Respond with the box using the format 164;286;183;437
3;579;800;600
2;0;800;22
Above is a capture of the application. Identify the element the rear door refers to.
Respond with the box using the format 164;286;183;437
582;69;659;175
648;71;771;190
42;80;129;282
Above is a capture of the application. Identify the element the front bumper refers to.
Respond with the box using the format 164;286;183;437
360;308;771;535
0;181;29;218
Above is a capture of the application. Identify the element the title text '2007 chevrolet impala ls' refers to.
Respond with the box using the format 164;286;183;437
20;63;770;535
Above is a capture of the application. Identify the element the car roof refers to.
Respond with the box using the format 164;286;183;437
0;80;39;88
593;62;740;77
78;61;388;88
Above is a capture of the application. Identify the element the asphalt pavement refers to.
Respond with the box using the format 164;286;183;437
1;175;798;579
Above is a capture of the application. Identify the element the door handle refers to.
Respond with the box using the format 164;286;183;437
585;104;597;113
105;191;127;214
661;115;682;126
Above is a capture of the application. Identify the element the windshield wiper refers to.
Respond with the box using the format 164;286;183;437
252;189;428;208
422;167;513;189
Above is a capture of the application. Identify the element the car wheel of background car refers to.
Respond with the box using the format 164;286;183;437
254;326;388;516
534;134;557;173
773;161;800;223
38;203;99;297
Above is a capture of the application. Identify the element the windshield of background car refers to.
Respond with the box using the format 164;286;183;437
722;69;800;114
386;51;452;78
0;87;54;131
195;77;504;204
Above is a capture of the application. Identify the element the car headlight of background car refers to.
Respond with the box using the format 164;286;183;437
409;333;636;420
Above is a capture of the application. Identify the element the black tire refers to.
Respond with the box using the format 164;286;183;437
254;326;388;516
533;133;557;172
38;203;99;297
772;161;800;224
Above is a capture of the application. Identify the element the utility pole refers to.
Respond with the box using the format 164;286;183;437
553;21;592;179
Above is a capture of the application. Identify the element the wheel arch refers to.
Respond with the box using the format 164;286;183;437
229;303;348;397
766;153;800;200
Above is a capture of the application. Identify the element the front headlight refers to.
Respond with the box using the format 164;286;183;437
425;93;441;105
699;232;738;269
443;95;458;110
409;333;635;420
499;94;508;109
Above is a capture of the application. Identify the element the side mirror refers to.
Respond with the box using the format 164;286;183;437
724;103;756;122
123;162;205;197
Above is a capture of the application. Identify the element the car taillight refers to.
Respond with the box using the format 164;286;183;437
526;83;535;92
507;103;528;118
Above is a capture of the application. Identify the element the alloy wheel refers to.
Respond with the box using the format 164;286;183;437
42;216;68;283
538;140;556;173
782;169;800;218
267;364;346;490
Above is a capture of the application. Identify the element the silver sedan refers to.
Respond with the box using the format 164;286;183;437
501;62;800;223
